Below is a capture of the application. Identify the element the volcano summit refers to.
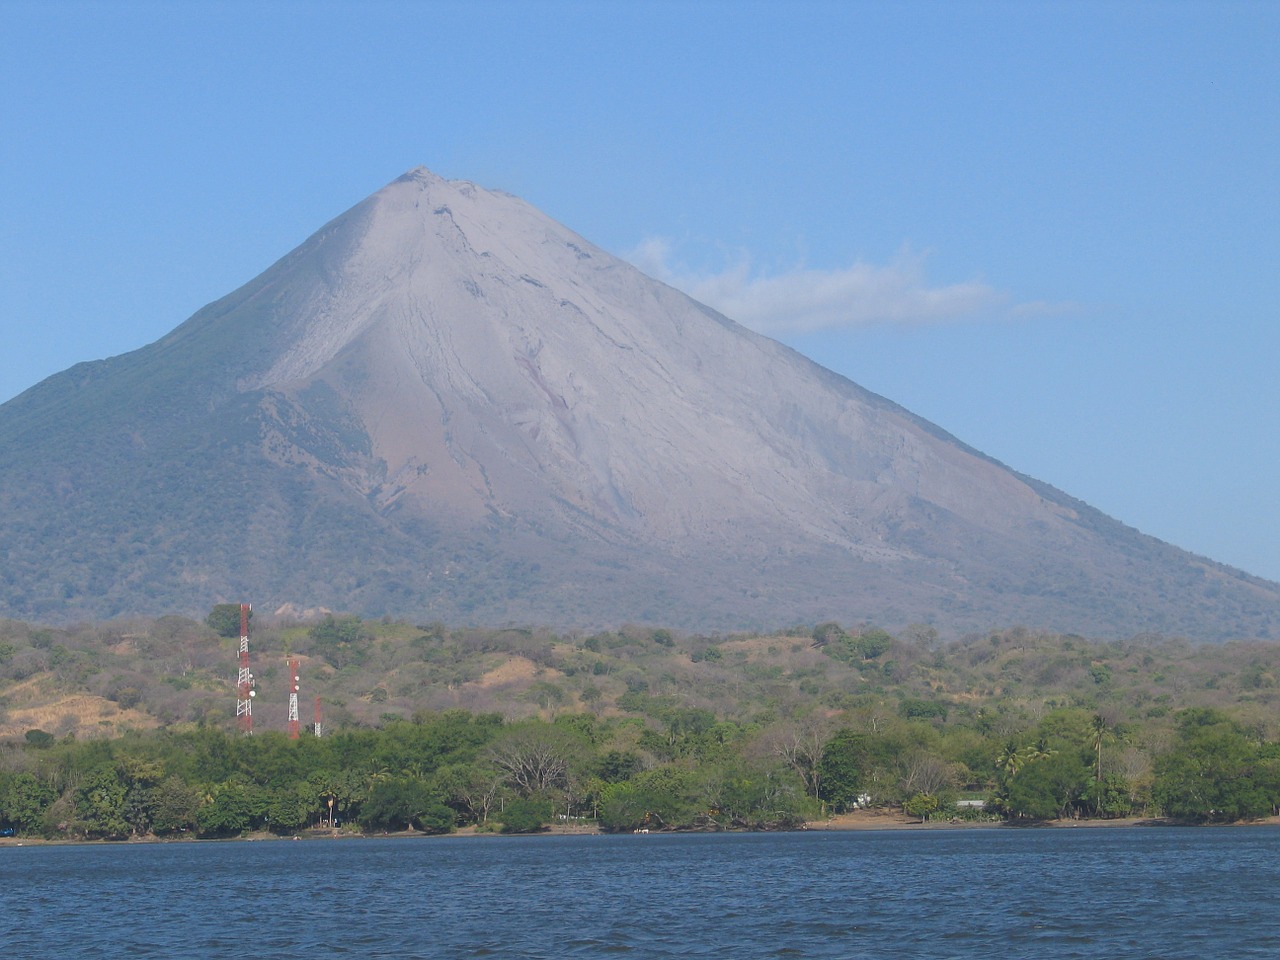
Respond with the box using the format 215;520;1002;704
1;168;1276;638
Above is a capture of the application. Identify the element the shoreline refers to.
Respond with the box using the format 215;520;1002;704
6;811;1280;847
808;810;1280;831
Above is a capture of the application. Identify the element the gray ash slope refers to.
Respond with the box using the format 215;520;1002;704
2;168;1276;638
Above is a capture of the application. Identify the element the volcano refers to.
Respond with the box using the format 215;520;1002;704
1;167;1276;638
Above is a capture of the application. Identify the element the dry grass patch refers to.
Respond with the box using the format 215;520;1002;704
470;656;541;689
718;636;806;662
0;673;62;705
0;694;158;739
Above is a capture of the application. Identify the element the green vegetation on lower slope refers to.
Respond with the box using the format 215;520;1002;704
3;614;1280;837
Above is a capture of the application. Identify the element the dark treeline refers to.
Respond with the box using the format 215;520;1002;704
4;614;1280;837
0;710;816;838
3;703;1280;840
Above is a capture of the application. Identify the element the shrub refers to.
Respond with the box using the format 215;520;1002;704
499;797;552;834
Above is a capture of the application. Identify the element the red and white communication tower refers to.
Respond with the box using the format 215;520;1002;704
287;657;300;740
314;696;323;738
236;603;255;734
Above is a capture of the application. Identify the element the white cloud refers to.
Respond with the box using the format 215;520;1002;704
627;239;1045;334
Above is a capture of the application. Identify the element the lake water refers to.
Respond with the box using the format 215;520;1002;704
3;827;1279;958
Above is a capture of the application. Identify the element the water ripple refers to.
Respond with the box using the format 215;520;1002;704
3;828;1280;958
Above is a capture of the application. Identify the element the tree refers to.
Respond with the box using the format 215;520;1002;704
995;740;1025;778
308;768;368;828
150;776;201;835
308;614;370;669
360;778;453;833
853;628;894;661
596;750;644;784
706;759;810;830
1087;712;1129;816
898;751;957;801
263;786;312;834
1153;709;1273;821
197;780;264;837
811;622;848;648
435;762;504;825
0;772;56;835
899;699;948;722
1082;773;1132;819
498;796;553;833
115;755;165;836
487;722;580;797
76;767;130;839
766;717;833;801
415;799;457;834
24;729;54;748
817;729;867;811
1003;751;1090;820
206;604;249;638
903;793;940;823
598;766;700;832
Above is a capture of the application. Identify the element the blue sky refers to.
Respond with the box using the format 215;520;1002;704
3;0;1277;581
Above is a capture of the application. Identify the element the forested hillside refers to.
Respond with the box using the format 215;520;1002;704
2;614;1280;837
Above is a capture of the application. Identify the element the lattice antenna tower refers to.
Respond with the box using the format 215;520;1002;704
287;657;300;740
235;603;255;734
314;696;323;738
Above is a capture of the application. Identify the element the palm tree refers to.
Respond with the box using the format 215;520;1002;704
995;740;1024;777
1090;713;1107;790
1027;737;1055;763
